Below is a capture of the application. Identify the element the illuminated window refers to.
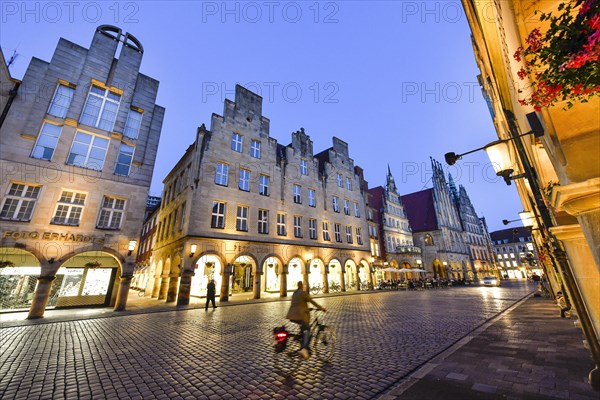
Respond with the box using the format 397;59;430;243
424;234;434;246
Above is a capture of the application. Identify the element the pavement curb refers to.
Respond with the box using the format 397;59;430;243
376;290;536;399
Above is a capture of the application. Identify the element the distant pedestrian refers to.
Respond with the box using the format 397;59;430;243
206;279;217;310
556;291;570;318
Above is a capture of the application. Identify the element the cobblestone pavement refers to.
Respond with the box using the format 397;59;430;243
1;284;534;399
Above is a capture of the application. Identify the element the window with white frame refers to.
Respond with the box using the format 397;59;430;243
67;131;109;170
309;218;317;239
239;169;250;191
52;190;86;225
346;226;353;243
0;183;41;221
308;189;316;207
346;177;352;190
211;201;226;229
250;139;261;158
277;213;286;236
115;143;135;176
259;175;269;196
258;209;269;234
48;84;75;118
32;122;62;161
300;159;308;175
215;163;229;186
123;109;143;139
334;223;342;242
293;185;302;204
97;196;125;229
336;173;343;187
356;227;363;245
231;133;243;152
294;216;302;238
343;199;350;215
354;202;360;217
236;205;249;231
332;196;340;212
322;221;331;241
80;85;121;131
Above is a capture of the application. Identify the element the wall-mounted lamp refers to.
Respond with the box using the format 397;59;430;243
445;128;543;185
128;240;137;256
416;259;422;265
443;261;448;266
370;256;375;263
306;252;313;266
502;211;538;229
189;244;197;258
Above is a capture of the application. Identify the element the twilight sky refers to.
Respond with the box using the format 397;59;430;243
1;0;524;232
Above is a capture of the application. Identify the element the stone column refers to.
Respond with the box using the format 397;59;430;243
340;267;346;292
280;264;288;297
27;275;55;319
165;275;180;303
157;275;169;300
220;264;232;302
253;271;262;299
322;267;330;294
355;268;361;291
113;274;133;311
151;276;161;298
303;265;310;292
177;269;194;306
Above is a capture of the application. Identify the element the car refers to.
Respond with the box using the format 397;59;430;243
482;276;501;287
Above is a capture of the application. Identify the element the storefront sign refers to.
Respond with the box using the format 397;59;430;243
2;231;106;243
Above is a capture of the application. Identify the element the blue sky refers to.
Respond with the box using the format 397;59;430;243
1;1;524;231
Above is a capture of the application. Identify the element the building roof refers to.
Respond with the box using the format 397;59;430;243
401;189;438;232
489;227;532;243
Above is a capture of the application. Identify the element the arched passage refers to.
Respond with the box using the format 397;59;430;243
190;254;223;298
262;256;283;293
0;247;42;312
287;257;304;291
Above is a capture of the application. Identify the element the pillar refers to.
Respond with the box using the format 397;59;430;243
157;275;169;300
151;276;161;298
177;269;194;306
322;267;329;294
253;271;262;299
220;264;232;302
303;265;310;292
280;264;288;297
113;274;133;311
27;275;55;319
340;267;346;292
355;268;361;291
165;275;180;303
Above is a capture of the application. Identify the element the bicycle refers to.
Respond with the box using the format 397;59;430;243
272;309;336;376
310;284;322;295
138;288;146;297
328;281;341;293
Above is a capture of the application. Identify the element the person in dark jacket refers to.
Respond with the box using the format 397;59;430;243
206;279;217;310
286;281;326;359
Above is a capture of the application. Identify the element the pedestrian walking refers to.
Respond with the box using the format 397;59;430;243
206;279;217;310
556;291;570;318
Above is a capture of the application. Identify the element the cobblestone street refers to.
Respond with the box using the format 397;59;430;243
1;285;534;399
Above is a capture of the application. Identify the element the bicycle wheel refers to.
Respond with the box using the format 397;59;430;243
273;343;301;376
314;326;336;362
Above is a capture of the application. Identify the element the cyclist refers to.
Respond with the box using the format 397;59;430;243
286;281;326;360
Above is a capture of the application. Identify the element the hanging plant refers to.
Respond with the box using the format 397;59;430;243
514;0;600;111
0;260;15;268
84;261;102;269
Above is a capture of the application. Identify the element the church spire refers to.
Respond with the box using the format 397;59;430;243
386;164;397;194
448;174;459;203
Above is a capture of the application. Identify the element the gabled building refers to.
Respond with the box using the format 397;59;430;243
368;167;422;278
137;85;372;306
0;26;164;317
402;159;472;279
490;227;541;280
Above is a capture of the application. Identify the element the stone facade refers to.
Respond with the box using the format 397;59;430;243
490;227;541;280
0;26;164;317
139;85;372;305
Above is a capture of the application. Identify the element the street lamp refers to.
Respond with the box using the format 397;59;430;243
128;240;137;256
444;129;543;185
